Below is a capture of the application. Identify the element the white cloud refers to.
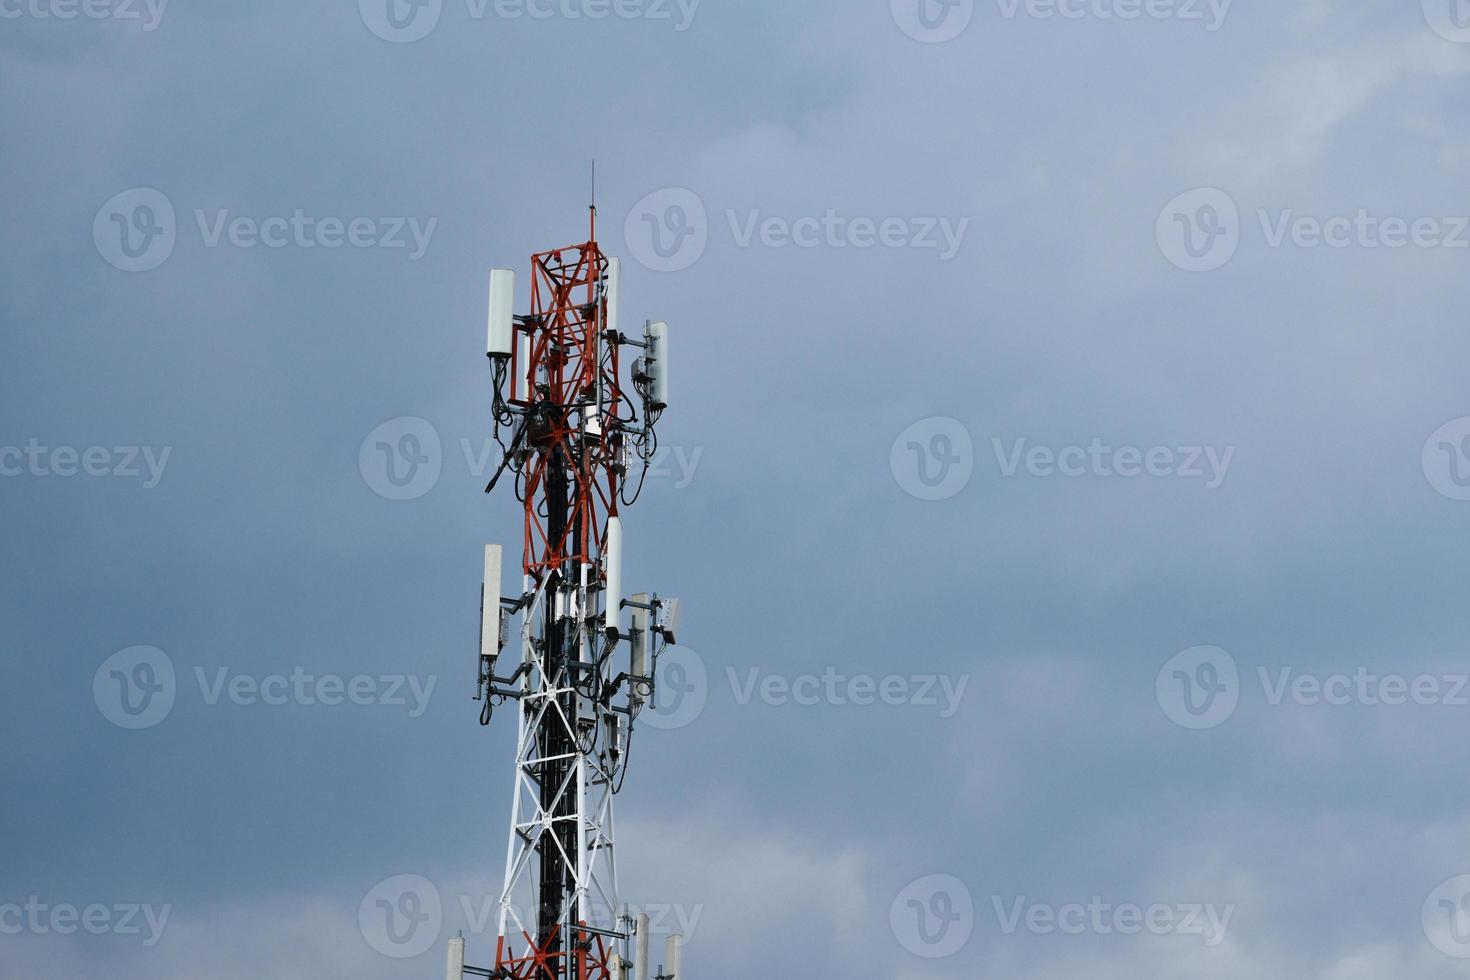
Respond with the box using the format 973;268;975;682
1187;35;1470;193
0;814;873;980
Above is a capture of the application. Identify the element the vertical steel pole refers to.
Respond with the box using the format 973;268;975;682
576;750;589;928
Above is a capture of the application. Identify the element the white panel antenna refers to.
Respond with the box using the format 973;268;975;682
635;912;651;980
604;517;624;635
487;269;516;359
482;545;503;661
647;321;669;408
446;934;466;980
629;592;652;685
514;332;533;402
659;597;681;645
605;257;621;339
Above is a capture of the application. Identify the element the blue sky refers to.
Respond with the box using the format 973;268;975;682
5;1;1470;977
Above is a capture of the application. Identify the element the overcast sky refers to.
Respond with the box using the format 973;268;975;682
5;1;1470;978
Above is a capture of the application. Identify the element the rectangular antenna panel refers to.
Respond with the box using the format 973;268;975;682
604;517;624;634
487;269;515;358
629;592;652;679
482;544;502;660
606;257;621;338
446;935;466;980
648;321;669;407
660;597;681;645
513;331;532;402
635;913;650;980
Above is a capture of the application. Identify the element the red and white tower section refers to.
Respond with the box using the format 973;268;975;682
453;208;683;980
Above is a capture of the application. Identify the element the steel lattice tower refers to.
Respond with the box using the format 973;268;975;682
456;204;679;980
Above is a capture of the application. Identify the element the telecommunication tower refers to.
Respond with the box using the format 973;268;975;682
452;200;682;980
